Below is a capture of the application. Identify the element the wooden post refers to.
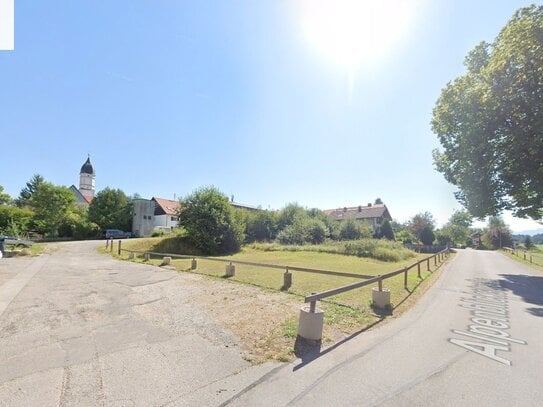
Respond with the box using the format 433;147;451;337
523;252;526;260
378;276;383;292
283;268;292;289
434;255;437;266
530;255;533;264
309;296;316;313
417;262;421;278
404;268;408;288
427;258;430;271
191;258;197;270
118;240;122;255
110;238;114;252
105;239;109;249
144;252;150;261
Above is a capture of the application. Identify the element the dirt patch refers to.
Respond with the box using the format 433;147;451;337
186;277;348;364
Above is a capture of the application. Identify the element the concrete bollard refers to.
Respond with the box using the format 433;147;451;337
128;252;135;260
225;263;235;277
298;304;324;341
161;256;171;266
191;258;197;270
372;287;391;309
144;252;150;261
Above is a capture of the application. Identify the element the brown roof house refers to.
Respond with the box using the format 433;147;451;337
324;203;392;233
132;197;181;237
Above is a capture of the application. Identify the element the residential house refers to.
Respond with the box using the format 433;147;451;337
324;203;392;232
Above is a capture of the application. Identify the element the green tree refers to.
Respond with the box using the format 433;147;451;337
432;5;543;220
379;219;395;240
439;210;473;246
245;210;279;242
15;174;45;207
277;203;306;231
0;185;12;205
0;205;34;236
420;226;435;246
524;235;534;249
482;216;513;249
88;187;133;231
407;212;435;241
29;182;77;237
178;186;245;255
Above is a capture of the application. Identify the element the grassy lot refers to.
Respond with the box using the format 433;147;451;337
503;247;543;269
103;237;449;332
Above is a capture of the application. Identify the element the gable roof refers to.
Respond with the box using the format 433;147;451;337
324;204;392;221
69;185;92;205
152;197;181;216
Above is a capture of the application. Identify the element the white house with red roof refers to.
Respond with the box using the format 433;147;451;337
132;197;181;237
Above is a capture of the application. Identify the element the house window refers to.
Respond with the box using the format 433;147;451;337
171;216;177;221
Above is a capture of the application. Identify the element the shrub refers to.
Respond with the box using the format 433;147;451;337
245;210;279;242
420;226;435;245
178;186;245;255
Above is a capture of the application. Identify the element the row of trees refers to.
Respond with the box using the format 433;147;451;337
180;187;499;255
0;175;133;238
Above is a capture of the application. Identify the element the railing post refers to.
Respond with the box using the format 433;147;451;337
191;258;197;270
378;276;383;292
530;255;533;264
417;262;421;278
309;299;316;313
404;268;408;288
523;252;526;260
118;240;122;256
110;238;114;252
427;258;430;271
105;239;109;249
434;255;437;266
283;267;292;289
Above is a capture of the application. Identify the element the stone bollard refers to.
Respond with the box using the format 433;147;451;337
298;302;324;341
225;263;235;277
144;252;150;261
372;287;391;309
128;252;135;260
161;256;171;266
191;258;197;270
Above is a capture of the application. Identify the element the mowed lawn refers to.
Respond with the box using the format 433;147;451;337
110;238;444;314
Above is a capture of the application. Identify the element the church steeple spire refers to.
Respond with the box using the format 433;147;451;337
79;155;95;200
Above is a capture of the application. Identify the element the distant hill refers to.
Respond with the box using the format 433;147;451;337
513;233;543;244
516;228;543;236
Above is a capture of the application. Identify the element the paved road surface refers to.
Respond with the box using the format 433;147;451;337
1;242;542;406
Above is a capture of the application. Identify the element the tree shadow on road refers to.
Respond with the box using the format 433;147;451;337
498;274;543;317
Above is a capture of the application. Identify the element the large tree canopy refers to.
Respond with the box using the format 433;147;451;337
432;5;543;220
88;188;133;231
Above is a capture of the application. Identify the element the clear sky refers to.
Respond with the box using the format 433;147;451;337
1;0;541;232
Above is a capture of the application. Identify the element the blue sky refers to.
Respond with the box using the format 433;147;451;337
1;0;541;232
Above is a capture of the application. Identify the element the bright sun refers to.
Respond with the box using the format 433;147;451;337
301;0;418;72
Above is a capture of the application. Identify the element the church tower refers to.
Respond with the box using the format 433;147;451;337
79;155;95;200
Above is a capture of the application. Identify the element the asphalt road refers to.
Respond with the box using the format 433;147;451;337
1;243;542;406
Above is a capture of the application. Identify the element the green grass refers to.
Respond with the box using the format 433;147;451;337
113;237;442;313
250;239;416;262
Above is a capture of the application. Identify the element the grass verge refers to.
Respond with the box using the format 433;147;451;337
102;238;451;362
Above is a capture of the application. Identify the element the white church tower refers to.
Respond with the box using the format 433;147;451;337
79;155;95;200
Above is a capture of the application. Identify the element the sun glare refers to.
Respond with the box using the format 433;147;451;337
301;0;418;72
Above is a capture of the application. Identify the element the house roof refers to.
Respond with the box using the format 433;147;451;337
69;185;92;205
152;197;181;216
324;204;392;221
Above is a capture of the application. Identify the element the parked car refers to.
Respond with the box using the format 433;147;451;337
102;229;131;239
0;235;33;247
